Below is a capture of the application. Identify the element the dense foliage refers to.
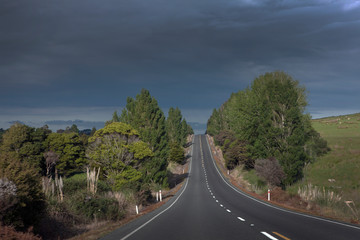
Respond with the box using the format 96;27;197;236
45;132;87;176
207;71;329;185
0;124;51;175
87;122;154;191
0;153;45;231
117;89;193;187
0;88;193;238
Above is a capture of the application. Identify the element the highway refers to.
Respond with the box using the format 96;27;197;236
102;135;360;240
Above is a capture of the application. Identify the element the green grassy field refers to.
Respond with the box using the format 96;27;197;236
289;113;360;221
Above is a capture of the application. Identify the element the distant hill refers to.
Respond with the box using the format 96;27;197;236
44;120;105;130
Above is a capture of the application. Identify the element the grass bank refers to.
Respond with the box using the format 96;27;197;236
287;113;360;223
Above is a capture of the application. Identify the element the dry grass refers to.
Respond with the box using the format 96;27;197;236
298;184;342;208
0;225;41;240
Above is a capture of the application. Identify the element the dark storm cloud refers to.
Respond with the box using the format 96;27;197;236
1;0;360;126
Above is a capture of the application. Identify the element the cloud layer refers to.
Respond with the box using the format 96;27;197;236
1;0;359;128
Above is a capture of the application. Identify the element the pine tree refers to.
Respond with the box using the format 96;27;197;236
120;89;169;186
166;107;183;144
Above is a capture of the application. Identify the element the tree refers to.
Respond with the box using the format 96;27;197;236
0;128;5;142
69;124;79;134
87;122;153;191
206;108;225;136
0;153;45;231
45;132;86;176
43;150;59;177
166;107;193;146
0;123;50;174
90;127;97;136
206;71;329;185
166;107;183;144
120;89;169;186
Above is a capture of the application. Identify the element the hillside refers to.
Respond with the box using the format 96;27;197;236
289;113;360;222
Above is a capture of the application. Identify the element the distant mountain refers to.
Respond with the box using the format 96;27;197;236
44;120;105;130
8;120;25;125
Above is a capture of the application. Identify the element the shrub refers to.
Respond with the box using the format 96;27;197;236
67;191;125;222
168;142;185;164
255;157;285;187
63;173;111;195
0;153;45;231
0;225;41;240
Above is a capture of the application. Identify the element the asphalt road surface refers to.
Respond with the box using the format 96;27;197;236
102;135;360;240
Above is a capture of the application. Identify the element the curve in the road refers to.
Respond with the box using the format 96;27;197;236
205;135;360;232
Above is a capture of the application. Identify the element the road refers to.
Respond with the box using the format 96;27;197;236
102;135;360;240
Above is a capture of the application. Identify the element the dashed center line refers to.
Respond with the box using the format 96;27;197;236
201;136;292;240
237;217;245;221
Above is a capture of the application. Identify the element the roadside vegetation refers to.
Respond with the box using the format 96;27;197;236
207;71;329;186
206;71;359;223
0;89;193;239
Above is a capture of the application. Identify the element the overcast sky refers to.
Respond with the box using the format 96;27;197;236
1;0;360;132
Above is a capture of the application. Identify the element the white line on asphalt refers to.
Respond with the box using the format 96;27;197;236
119;136;195;240
220;204;223;207
205;136;360;231
261;232;278;240
226;209;231;213
237;217;245;221
216;200;219;203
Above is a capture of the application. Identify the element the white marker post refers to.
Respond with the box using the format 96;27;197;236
267;189;270;201
159;190;162;202
156;192;159;202
136;205;139;215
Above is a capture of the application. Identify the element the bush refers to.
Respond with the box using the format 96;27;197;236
255;157;285;187
67;191;125;222
224;140;250;169
168;142;184;164
0;225;41;240
63;173;111;195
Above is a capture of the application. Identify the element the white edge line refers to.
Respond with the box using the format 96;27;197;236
261;232;278;240
120;136;195;240
205;135;360;231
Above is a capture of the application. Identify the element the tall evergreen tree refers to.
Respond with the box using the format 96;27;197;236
166;107;183;144
120;89;169;186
